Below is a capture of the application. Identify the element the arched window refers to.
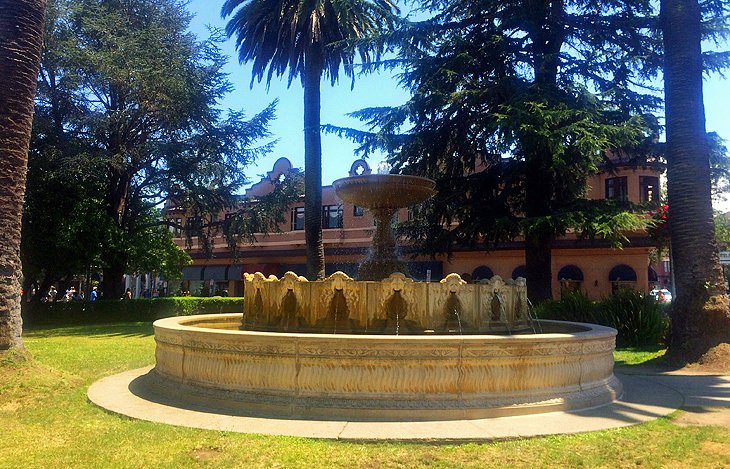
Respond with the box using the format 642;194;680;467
471;265;494;282
512;265;526;280
557;265;584;295
608;264;637;292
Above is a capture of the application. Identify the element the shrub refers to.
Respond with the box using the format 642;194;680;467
597;289;668;347
534;289;668;347
534;290;599;324
22;297;244;326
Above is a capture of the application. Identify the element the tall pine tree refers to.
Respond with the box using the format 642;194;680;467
338;0;659;302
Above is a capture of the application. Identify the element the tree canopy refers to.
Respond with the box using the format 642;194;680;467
24;0;286;297
334;0;663;301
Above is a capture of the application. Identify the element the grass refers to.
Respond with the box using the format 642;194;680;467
614;345;667;366
0;323;728;468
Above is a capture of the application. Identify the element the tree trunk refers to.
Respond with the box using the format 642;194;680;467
303;46;325;280
0;0;47;352
524;151;555;303
525;236;553;304
520;2;564;304
101;256;127;300
661;0;730;364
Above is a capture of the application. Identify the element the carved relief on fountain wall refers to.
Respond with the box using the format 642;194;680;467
242;270;531;334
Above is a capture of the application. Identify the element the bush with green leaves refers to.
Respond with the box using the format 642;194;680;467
533;290;599;324
597;289;669;347
535;289;668;347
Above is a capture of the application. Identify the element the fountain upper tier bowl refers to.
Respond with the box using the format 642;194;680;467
333;174;435;209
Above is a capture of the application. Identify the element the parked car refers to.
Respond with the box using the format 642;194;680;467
649;288;672;303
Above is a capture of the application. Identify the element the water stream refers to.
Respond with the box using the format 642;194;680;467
526;298;543;334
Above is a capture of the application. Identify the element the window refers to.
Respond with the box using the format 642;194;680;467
291;207;305;231
471;265;494;282
186;216;201;232
407;204;424;222
608;264;637;293
353;205;364;217
221;213;236;234
322;205;343;229
170;218;182;237
605;177;628;201
557;265;584;296
640;176;660;203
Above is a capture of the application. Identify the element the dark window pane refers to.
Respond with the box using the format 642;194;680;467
322;205;343;229
291;207;305;231
605;177;628;201
640;176;660;203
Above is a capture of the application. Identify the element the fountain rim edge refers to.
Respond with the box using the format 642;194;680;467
153;314;618;340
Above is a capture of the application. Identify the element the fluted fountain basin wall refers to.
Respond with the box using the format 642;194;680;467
151;314;622;420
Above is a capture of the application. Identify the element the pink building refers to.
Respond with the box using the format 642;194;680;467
168;155;665;299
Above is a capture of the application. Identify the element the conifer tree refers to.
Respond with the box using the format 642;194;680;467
339;0;659;302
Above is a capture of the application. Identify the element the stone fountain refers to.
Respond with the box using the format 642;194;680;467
332;168;435;281
148;163;622;421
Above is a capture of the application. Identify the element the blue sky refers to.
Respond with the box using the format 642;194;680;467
187;1;730;198
188;1;408;187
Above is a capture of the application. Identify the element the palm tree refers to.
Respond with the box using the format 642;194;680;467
222;0;398;280
0;0;47;352
661;0;730;364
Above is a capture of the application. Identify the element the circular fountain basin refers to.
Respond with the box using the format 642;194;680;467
150;314;622;421
333;174;436;209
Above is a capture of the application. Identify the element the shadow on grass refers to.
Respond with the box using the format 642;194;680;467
24;322;154;339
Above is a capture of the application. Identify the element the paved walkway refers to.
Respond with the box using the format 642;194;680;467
87;367;730;440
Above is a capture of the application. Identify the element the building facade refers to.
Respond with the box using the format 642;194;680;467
169;156;665;299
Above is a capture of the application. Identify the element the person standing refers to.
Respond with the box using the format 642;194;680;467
47;286;57;302
90;286;98;302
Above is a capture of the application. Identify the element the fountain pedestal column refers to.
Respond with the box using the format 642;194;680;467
358;207;409;281
332;173;436;281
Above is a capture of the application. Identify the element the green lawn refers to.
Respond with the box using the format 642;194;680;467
1;323;728;468
613;346;667;366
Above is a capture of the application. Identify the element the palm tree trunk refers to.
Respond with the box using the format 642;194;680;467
0;0;47;352
661;0;730;364
303;46;325;280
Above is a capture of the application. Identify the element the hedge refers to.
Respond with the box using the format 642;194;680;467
22;297;244;326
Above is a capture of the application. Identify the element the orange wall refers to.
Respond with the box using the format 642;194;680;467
586;166;661;201
440;246;652;299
